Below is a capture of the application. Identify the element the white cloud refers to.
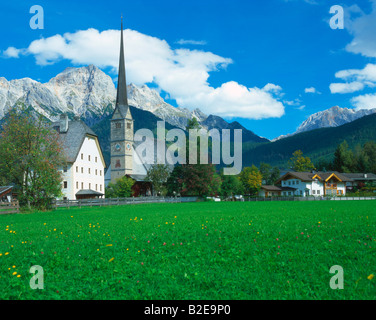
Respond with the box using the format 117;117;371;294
330;81;365;94
329;2;376;95
345;1;376;58
304;87;321;94
2;28;285;120
329;63;376;93
176;39;207;46
351;93;376;110
2;46;22;58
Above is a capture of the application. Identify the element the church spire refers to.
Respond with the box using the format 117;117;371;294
116;16;128;106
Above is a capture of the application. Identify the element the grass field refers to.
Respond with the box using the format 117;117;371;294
0;201;375;300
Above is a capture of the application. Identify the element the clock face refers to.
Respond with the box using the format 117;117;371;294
126;143;131;151
115;144;121;152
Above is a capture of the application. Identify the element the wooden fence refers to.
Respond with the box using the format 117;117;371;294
52;196;184;209
0;201;20;214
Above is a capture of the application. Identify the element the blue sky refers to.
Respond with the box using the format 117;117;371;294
1;0;376;139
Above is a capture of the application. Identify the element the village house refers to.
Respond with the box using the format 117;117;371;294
259;171;353;197
0;186;14;202
53;114;106;200
341;173;376;193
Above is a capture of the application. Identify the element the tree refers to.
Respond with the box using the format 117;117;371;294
105;176;135;198
361;141;376;173
259;162;280;185
166;118;221;198
0;108;66;209
220;170;244;199
239;165;262;195
270;166;281;185
288;150;315;172
333;141;354;173
166;165;185;196
145;164;171;196
181;164;221;197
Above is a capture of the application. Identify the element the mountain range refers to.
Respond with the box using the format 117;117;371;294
0;65;375;168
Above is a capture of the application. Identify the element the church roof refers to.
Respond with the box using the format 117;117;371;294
53;119;97;163
114;18;130;118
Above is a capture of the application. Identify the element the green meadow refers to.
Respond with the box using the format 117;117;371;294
0;201;375;300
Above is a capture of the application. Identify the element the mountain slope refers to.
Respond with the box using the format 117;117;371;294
243;112;376;168
0;65;268;150
273;106;376;141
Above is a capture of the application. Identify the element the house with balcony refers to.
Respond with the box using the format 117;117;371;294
259;171;353;197
341;173;376;192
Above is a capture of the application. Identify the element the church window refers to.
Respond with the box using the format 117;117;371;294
115;160;121;168
116;122;121;129
127;122;131;129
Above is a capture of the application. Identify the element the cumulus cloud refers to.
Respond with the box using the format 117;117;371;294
351;93;376;110
2;28;285;119
304;87;321;94
329;2;376;95
330;81;365;94
2;46;22;58
330;63;376;93
344;1;376;58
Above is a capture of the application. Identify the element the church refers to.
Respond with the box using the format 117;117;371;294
104;19;159;196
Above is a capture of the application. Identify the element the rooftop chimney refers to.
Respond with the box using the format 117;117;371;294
59;114;68;133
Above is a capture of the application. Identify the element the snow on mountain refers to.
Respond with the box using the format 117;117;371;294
0;65;207;129
272;106;376;142
296;106;376;133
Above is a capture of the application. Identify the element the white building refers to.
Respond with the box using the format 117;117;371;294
259;171;352;197
54;114;106;200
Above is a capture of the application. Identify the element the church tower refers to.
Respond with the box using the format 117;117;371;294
110;18;134;183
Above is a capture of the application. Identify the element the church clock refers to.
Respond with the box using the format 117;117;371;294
115;143;121;152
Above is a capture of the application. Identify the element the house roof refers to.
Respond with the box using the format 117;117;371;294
0;186;13;197
261;185;296;192
75;189;103;196
276;171;353;184
261;185;283;191
53;119;98;163
341;173;376;181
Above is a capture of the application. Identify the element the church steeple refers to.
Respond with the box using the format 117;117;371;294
110;16;134;184
116;16;128;107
